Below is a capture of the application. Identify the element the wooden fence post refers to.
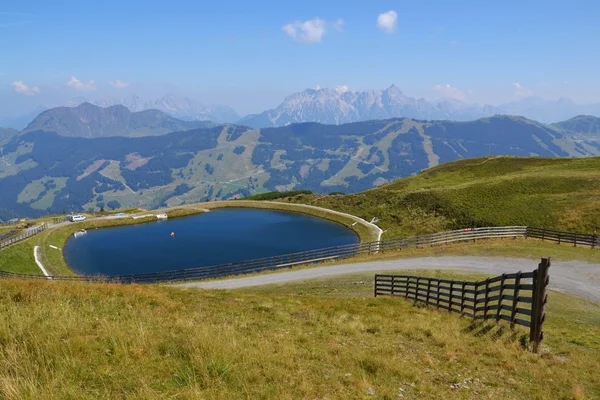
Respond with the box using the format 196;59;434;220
484;278;490;320
426;278;431;306
448;281;454;312
460;281;466;316
530;258;550;353
496;274;506;322
473;281;478;319
510;272;522;329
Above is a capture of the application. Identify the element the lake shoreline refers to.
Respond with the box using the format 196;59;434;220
36;201;375;276
63;208;360;277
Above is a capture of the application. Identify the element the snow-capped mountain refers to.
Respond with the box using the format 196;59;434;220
237;85;486;128
90;94;239;123
237;85;600;128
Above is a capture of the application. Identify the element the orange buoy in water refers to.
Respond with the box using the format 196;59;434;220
171;232;175;237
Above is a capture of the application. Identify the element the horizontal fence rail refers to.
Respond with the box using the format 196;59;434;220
0;224;592;284
0;220;19;227
0;225;527;284
0;224;48;249
526;227;599;248
375;258;551;352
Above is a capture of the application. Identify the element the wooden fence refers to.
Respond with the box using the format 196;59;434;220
0;220;18;227
526;227;599;248
0;224;48;249
374;258;551;352
0;225;525;284
0;224;590;284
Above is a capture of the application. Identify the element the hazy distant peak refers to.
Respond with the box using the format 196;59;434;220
22;102;213;138
238;85;600;128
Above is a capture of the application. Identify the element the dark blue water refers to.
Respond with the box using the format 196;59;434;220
64;208;358;276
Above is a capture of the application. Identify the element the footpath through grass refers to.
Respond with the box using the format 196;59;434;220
0;272;598;399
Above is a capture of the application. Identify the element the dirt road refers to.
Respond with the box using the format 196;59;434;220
179;256;600;302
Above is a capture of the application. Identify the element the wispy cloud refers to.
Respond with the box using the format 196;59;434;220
110;80;129;89
513;82;533;98
66;76;96;91
333;18;345;33
282;18;327;43
12;81;40;96
377;10;397;33
433;84;469;101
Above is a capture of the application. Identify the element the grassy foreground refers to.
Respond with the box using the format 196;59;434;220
0;272;598;399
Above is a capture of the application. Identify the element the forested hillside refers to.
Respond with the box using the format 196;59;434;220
0;114;598;220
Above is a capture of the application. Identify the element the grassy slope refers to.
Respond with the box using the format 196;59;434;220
285;156;600;238
0;273;597;399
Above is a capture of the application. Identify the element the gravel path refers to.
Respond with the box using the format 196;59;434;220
178;256;600;303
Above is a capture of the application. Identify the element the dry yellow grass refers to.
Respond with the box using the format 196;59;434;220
0;272;598;399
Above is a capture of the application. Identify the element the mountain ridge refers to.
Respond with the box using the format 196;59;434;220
21;103;214;138
1;113;598;220
238;85;600;128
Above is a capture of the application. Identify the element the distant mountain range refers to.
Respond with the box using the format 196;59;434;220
2;86;599;131
21;103;213;138
238;85;600;128
88;94;240;124
1;103;599;219
0;94;239;130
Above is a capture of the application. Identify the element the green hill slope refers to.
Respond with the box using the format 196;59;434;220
552;115;600;139
286;156;600;237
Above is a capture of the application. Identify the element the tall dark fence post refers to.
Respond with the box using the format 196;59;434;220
473;282;478;319
496;274;506;322
449;281;454;312
510;272;522;329
483;278;490;320
530;258;550;353
460;282;466;316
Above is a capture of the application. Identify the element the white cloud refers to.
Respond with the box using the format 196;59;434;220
377;10;397;33
66;76;96;91
513;82;533;98
282;18;327;43
433;84;467;101
12;81;40;96
110;79;129;89
333;18;345;32
335;85;350;93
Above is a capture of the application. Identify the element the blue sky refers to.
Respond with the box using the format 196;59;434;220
1;0;599;115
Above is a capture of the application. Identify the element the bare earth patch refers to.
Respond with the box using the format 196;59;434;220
125;153;151;170
76;159;107;181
